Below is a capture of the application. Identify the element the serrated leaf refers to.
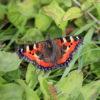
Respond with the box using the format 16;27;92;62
63;7;82;21
0;83;24;100
0;51;21;72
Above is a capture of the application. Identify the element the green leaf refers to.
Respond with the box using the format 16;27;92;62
0;51;21;72
80;44;100;66
58;20;68;31
40;0;52;5
17;79;39;100
3;69;21;82
0;4;6;20
81;0;94;11
38;75;50;99
7;0;36;29
0;83;24;100
7;0;27;29
74;21;95;35
63;7;82;21
90;62;100;77
0;27;16;41
74;18;86;28
47;25;62;39
0;76;7;85
61;0;72;7
81;80;100;100
26;64;38;88
95;1;100;19
35;11;52;31
83;27;95;44
56;0;72;8
17;0;37;18
19;28;44;43
43;0;65;25
56;70;83;100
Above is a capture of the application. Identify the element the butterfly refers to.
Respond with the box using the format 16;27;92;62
17;35;82;70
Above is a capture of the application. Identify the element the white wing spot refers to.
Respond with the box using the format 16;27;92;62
33;44;36;49
65;47;69;52
70;36;74;42
76;36;79;39
63;38;67;43
26;45;29;52
20;48;23;52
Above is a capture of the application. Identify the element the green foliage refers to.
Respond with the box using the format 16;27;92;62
35;11;52;31
0;83;24;100
0;51;21;73
0;0;100;100
18;28;44;43
63;7;82;21
0;4;6;20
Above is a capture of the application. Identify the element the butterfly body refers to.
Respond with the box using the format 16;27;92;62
17;35;81;70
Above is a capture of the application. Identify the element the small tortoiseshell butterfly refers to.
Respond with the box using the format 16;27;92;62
17;35;82;70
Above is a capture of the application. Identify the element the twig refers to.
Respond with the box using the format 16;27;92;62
73;0;100;25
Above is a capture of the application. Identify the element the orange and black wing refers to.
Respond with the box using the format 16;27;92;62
17;35;82;70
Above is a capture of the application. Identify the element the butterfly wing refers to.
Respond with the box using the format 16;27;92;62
17;35;82;70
